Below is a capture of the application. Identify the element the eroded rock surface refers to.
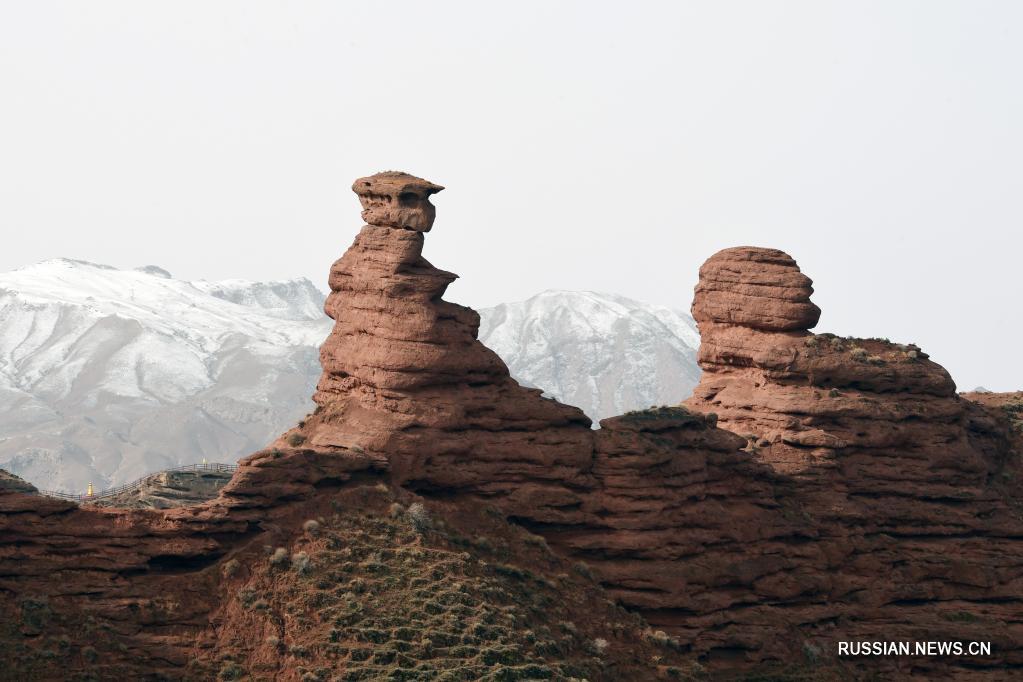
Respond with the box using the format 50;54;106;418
91;469;236;509
351;170;444;232
2;176;1021;680
292;179;596;523
964;390;1023;437
692;246;822;331
684;245;1023;671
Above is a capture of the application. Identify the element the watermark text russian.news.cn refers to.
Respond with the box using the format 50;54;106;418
838;641;992;657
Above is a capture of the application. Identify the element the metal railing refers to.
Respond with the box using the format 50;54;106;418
35;462;238;503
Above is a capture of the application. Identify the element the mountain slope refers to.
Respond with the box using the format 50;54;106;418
478;290;701;423
0;259;331;492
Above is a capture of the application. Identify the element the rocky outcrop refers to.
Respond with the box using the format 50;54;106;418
0;469;35;495
684;245;1023;671
2;175;1021;679
284;172;597;523
687;245;965;475
278;181;1023;672
91;468;236;509
964;390;1023;437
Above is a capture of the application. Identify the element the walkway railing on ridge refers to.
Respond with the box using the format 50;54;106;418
35;462;238;503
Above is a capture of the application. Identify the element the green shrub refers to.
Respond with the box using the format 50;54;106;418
237;587;257;608
523;533;550;553
270;547;290;567
293;552;312;575
572;561;594;580
19;597;51;635
218;662;245;680
407;503;431;533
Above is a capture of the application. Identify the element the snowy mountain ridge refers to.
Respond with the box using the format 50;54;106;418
0;259;330;492
1;258;325;342
478;290;701;424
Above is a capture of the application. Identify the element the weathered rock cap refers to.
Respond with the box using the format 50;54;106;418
692;246;822;331
352;171;444;232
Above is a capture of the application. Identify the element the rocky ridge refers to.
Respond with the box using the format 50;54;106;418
1;172;1021;679
0;468;36;495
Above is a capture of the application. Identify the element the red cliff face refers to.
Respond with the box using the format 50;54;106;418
1;176;1021;679
684;245;1023;669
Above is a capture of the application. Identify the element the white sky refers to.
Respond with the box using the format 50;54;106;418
1;1;1020;391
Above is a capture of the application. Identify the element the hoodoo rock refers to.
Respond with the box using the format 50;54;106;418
1;178;1022;680
290;171;597;522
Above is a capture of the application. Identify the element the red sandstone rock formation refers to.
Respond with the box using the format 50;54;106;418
351;171;444;232
692;246;822;332
273;180;812;665
688;246;961;472
280;171;597;523
684;245;1023;671
2;175;1022;680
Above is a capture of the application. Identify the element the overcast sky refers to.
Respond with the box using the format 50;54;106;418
1;2;1020;391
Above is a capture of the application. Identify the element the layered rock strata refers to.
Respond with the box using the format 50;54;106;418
963;390;1023;437
1;174;1021;679
277;179;1023;672
0;445;383;677
91;468;237;509
683;245;1023;670
275;176;813;665
291;172;596;523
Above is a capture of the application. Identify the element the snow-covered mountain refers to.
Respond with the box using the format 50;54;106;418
0;259;331;493
0;263;702;492
478;291;701;423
